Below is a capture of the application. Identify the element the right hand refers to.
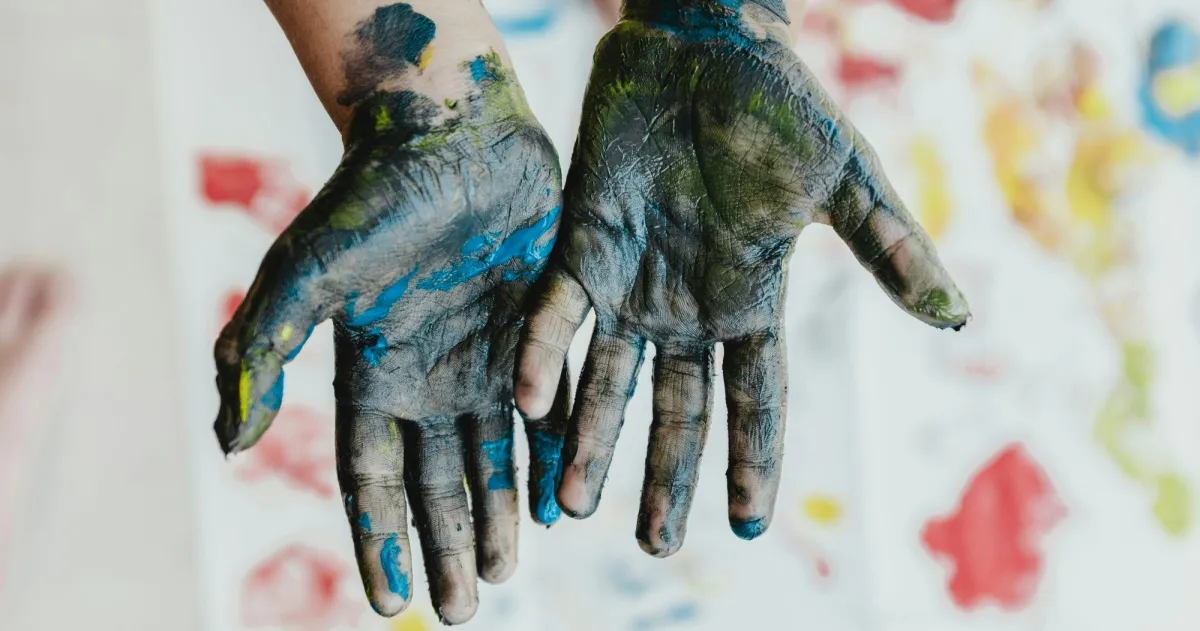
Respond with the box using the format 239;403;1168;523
214;48;566;623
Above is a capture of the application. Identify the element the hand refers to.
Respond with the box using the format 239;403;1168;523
214;50;567;623
515;0;969;557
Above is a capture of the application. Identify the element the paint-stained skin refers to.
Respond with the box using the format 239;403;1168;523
214;5;569;624
516;0;968;557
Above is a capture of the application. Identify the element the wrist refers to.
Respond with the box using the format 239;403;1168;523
621;0;791;26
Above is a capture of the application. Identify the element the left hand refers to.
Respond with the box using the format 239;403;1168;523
514;1;969;556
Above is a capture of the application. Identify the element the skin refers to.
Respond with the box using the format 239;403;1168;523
216;2;567;624
515;0;969;557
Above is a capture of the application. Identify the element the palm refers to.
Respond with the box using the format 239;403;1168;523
214;60;568;623
517;10;969;557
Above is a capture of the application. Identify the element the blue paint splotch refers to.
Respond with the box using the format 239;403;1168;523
631;603;700;631
345;266;419;365
358;512;373;532
493;8;558;37
362;330;389;367
530;429;564;525
730;516;767;540
1140;20;1200;156
468;55;502;84
380;534;410;599
346;266;420;327
418;207;560;292
260;373;284;411
283;322;316;361
480;437;516;491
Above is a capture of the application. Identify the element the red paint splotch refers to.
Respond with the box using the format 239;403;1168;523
887;0;960;22
221;289;246;327
243;545;361;631
921;444;1065;611
837;54;902;91
236;405;336;498
199;153;311;236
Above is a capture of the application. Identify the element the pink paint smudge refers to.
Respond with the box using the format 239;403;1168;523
235;405;336;498
242;545;361;631
888;0;960;22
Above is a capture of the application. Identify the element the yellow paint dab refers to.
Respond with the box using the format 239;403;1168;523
375;106;393;132
802;494;843;527
418;45;435;73
1153;473;1192;537
909;137;952;241
279;324;294;343
392;610;432;631
1152;62;1200;118
239;365;253;422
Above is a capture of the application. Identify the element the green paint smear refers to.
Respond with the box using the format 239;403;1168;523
1093;342;1192;536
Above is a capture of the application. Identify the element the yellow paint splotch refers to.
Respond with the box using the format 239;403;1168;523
802;494;843;527
1152;61;1200;118
392;610;432;631
909;137;953;241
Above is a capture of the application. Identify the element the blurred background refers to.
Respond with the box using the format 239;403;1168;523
2;0;1200;629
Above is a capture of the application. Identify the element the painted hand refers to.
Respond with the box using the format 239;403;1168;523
214;54;567;623
515;0;969;557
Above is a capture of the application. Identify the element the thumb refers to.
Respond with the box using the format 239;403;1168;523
823;131;969;329
214;234;333;454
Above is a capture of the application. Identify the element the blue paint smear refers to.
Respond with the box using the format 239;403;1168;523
345;266;420;328
480;437;516;491
358;512;373;532
730;517;767;540
468;56;493;83
530;429;564;524
418;207;560;292
380;534;409;599
362;329;389;366
260;373;284;410
283;321;316;361
631;603;700;631
1140;20;1200;156
493;8;557;36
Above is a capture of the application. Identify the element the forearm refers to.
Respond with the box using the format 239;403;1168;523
264;0;511;135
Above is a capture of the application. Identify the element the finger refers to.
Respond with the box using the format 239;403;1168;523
337;404;413;617
404;419;478;624
463;403;519;584
522;363;571;526
636;346;714;557
557;325;646;518
723;331;787;541
824;134;970;329
213;235;328;454
515;268;590;419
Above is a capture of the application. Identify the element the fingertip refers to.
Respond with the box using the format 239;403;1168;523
532;493;562;526
636;522;684;558
527;428;565;526
357;533;415;618
730;516;769;541
556;466;596;519
910;287;971;329
368;589;411;618
515;375;556;420
516;344;566;420
434;585;479;626
478;552;517;585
